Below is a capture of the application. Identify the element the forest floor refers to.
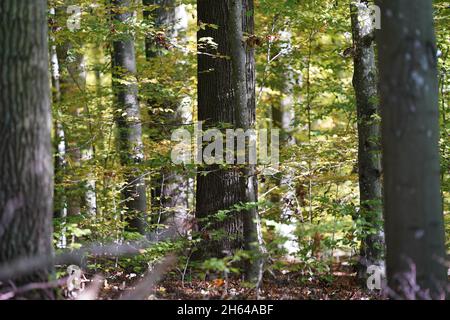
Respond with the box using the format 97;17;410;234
89;263;381;300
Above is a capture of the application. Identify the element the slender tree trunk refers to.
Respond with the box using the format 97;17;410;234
350;0;384;282
229;0;263;284
112;0;147;234
376;0;447;299
50;11;67;220
53;3;84;217
143;0;176;59
54;3;97;219
271;31;300;258
0;0;54;298
83;147;97;216
144;0;191;237
57;41;85;217
197;0;263;285
58;43;97;217
50;12;68;248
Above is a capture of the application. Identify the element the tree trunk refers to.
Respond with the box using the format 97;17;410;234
57;41;85;217
271;31;300;258
229;0;263;284
82;147;97;216
144;0;191;238
144;0;177;59
53;2;98;221
350;0;384;282
376;0;447;299
197;0;263;285
0;0;54;299
57;38;98;218
50;10;67;220
112;0;147;234
53;2;86;217
50;11;68;248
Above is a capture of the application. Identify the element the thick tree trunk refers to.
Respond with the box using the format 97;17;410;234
0;0;54;298
376;0;447;299
197;0;241;258
112;0;147;234
197;0;263;284
350;0;384;281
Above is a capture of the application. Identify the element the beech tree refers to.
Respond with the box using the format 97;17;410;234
144;0;191;237
376;0;447;299
0;0;53;298
197;0;263;283
350;0;384;281
271;30;300;256
111;0;147;233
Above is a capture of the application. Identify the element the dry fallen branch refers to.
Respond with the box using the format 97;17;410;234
119;255;177;300
0;228;176;282
76;275;104;301
0;277;68;300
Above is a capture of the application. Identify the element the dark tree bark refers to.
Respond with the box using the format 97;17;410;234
350;0;384;281
376;0;447;299
0;0;54;298
50;17;66;220
197;0;263;284
111;0;147;234
197;0;243;256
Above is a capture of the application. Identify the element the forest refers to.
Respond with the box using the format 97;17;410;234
0;0;449;301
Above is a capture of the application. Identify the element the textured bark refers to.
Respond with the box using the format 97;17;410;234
229;0;263;284
198;0;241;256
0;0;54;298
376;0;447;299
350;0;384;280
112;0;147;234
82;147;97;216
197;0;263;283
